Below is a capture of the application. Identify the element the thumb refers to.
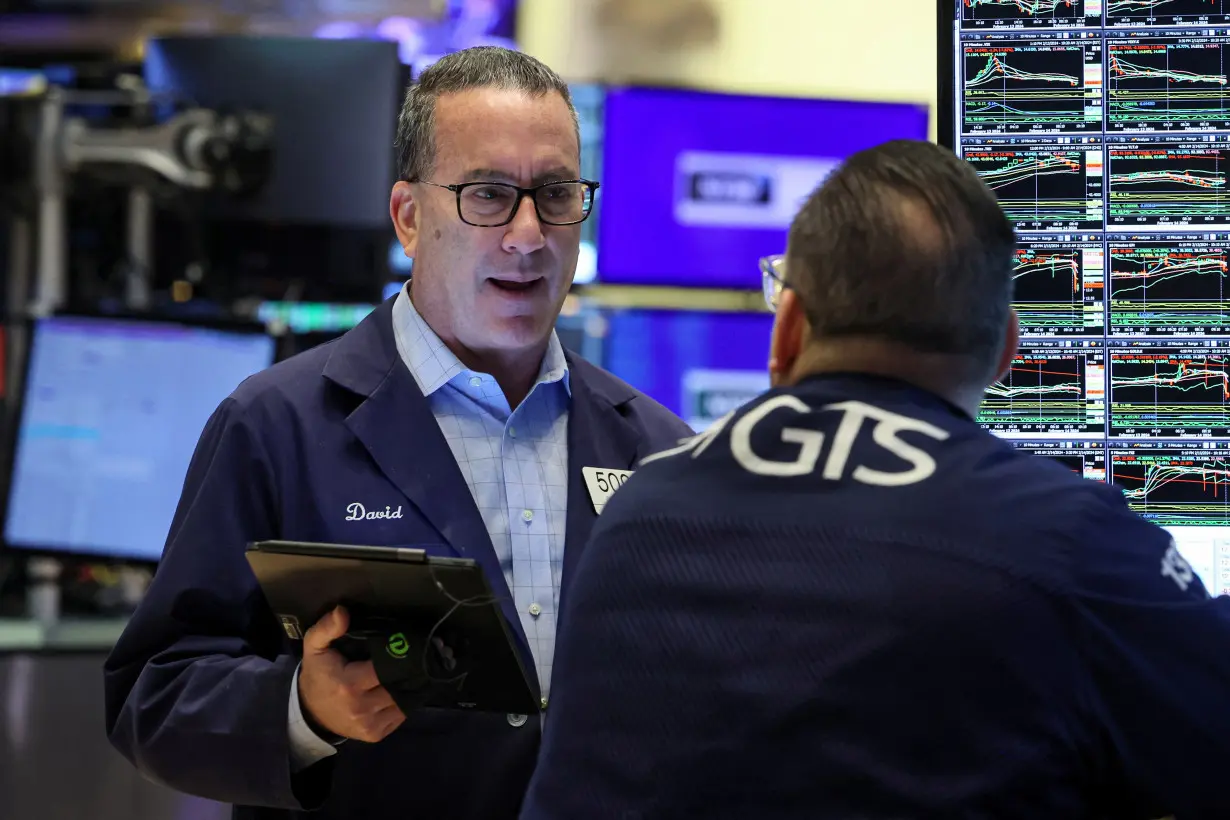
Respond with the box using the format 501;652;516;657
304;606;349;655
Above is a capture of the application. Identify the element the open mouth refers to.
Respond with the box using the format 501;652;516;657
488;277;543;294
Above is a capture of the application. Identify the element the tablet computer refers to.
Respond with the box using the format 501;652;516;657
245;539;537;714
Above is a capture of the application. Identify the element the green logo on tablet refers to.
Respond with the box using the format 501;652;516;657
387;633;409;659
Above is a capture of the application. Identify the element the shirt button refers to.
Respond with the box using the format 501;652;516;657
528;603;542;617
508;427;517;438
469;376;482;387
506;713;527;728
521;509;534;522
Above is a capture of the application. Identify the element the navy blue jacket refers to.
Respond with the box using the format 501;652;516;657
103;297;692;820
522;374;1230;820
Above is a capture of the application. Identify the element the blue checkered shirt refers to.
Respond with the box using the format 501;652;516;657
288;288;570;768
390;286;570;701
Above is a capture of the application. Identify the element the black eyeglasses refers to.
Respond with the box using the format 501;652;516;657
415;179;599;227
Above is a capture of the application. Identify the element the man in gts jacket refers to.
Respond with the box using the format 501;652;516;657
520;140;1230;820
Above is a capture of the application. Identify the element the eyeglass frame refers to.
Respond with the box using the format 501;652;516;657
413;178;601;228
759;254;790;311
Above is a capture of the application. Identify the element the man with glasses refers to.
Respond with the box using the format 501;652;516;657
104;47;692;820
521;140;1230;818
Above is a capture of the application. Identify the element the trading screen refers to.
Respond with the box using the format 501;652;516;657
603;309;774;431
946;0;1230;593
3;317;275;561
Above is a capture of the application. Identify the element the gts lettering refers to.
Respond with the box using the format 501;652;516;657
645;398;950;486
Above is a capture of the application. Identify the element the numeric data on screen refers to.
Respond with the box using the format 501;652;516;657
1109;340;1230;437
1110;441;1230;523
963;137;1106;229
962;31;1104;134
1013;234;1106;335
962;0;1104;30
1107;31;1230;132
978;340;1106;435
1108;234;1230;334
951;2;1230;530
1009;439;1109;478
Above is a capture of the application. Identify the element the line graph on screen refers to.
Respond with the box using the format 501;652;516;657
979;347;1104;433
1110;243;1229;333
963;0;1085;22
1013;245;1105;334
1106;0;1228;24
967;146;1103;228
1109;144;1230;226
1108;39;1230;130
1111;350;1230;434
1111;446;1230;524
964;41;1098;131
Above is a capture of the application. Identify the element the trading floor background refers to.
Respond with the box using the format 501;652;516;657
10;1;1226;818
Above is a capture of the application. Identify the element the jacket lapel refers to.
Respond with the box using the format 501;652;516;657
560;355;643;620
321;300;535;674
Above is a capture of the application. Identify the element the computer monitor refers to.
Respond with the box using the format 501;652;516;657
144;36;404;228
571;83;605;286
938;0;1230;594
602;308;774;430
597;87;930;290
2;315;276;562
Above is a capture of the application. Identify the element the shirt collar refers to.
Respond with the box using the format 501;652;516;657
391;283;571;398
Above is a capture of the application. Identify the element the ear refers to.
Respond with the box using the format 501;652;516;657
994;307;1021;382
390;181;419;259
768;289;810;388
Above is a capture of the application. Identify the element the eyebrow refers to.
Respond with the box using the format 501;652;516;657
459;166;580;186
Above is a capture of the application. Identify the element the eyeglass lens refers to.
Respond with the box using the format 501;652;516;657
460;182;593;226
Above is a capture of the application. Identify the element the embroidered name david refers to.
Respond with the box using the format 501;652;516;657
345;502;404;521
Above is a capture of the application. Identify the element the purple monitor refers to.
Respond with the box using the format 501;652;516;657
597;87;930;290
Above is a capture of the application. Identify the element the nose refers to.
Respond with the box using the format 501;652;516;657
501;194;547;255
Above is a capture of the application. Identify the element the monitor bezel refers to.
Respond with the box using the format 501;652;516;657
0;310;273;566
936;0;958;153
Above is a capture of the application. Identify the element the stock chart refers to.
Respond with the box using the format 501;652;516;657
1105;0;1230;27
962;138;1105;228
1108;235;1230;334
947;1;1230;543
1107;34;1230;131
978;341;1106;434
1108;137;1230;227
1109;341;1230;436
963;33;1104;133
961;0;1096;29
1111;443;1230;523
1013;236;1106;334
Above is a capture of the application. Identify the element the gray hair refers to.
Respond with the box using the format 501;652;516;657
394;46;579;182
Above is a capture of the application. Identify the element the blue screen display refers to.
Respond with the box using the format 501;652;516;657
598;87;930;289
603;308;775;430
4;317;276;561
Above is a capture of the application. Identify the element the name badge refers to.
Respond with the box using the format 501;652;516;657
582;467;634;514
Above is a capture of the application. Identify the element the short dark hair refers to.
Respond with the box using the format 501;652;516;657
394;47;579;182
785;139;1017;378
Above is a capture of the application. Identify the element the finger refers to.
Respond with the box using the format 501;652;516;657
353;703;405;744
341;659;383;693
356;684;398;714
303;606;349;655
376;703;406;738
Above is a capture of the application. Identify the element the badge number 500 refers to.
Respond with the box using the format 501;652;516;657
593;470;629;493
582;467;634;514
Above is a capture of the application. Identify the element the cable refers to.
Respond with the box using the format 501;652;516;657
419;563;508;685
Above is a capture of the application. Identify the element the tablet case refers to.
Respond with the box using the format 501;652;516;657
245;540;538;715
